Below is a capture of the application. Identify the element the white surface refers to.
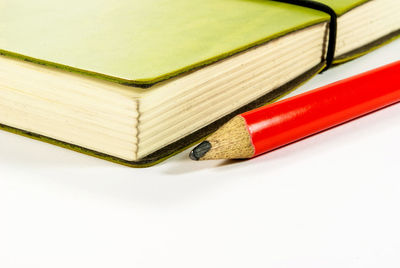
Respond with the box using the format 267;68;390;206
0;40;400;268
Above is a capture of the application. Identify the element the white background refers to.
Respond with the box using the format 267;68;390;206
0;40;399;268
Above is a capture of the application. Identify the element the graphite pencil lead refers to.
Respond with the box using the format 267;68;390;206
190;141;212;160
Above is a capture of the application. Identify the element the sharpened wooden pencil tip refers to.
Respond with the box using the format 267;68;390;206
190;116;255;160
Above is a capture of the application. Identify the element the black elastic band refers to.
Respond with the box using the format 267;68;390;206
271;0;337;71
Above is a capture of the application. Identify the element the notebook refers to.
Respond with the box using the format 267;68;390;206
1;0;399;166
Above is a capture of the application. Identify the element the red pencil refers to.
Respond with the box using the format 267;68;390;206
190;61;400;160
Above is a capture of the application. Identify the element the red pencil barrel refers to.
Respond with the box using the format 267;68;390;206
241;61;400;157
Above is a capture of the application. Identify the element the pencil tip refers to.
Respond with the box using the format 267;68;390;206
189;141;212;160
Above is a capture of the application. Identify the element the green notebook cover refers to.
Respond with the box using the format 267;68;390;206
0;0;399;166
317;0;368;15
1;0;330;86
